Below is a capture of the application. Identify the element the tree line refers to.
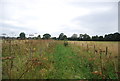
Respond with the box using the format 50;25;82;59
1;32;120;41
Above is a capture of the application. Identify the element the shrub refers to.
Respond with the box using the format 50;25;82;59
64;41;68;46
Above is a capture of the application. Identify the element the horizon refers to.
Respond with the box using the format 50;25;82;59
0;32;119;38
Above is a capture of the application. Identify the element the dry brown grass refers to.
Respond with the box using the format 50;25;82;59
68;41;118;57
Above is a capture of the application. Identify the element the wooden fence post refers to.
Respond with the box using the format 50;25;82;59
106;47;108;56
94;45;95;54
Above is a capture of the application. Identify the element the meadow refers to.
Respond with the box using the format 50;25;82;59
1;39;119;79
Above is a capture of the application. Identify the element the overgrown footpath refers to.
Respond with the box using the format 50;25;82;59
47;43;118;79
47;44;91;79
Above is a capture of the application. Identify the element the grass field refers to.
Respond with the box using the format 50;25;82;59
1;39;119;79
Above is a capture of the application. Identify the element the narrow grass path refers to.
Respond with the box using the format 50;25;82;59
48;44;89;79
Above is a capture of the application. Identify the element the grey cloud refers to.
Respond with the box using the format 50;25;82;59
71;6;118;36
0;23;30;30
0;22;35;37
68;2;117;8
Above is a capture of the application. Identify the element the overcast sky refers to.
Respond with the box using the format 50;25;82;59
0;0;119;37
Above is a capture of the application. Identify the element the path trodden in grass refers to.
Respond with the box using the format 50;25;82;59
47;44;90;79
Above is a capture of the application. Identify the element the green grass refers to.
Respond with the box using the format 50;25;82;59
45;44;116;79
47;44;84;79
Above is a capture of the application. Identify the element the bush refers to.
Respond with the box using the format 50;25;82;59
64;41;68;46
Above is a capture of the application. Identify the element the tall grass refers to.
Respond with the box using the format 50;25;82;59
1;39;119;79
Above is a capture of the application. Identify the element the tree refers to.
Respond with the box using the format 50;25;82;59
104;32;120;41
58;33;64;40
92;35;99;41
79;34;83;40
82;34;91;40
19;32;26;39
51;37;57;40
71;34;78;40
104;34;112;41
63;35;67;40
43;33;51;39
99;36;104;41
37;35;41;39
113;32;120;41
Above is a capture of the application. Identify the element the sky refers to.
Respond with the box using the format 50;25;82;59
0;0;119;37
